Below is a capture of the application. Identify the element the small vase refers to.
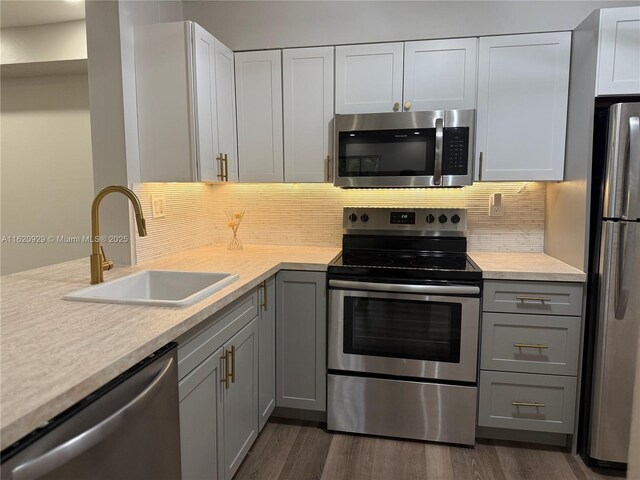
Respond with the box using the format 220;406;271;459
227;231;243;250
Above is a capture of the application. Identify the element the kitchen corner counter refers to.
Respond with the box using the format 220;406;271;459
469;252;586;282
0;244;340;451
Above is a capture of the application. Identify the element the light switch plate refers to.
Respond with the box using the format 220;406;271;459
151;195;166;219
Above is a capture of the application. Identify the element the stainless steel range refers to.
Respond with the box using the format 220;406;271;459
327;207;481;445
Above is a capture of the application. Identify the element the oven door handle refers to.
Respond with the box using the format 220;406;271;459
328;279;480;295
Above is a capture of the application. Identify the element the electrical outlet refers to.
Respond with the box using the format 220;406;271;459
151;195;166;219
489;192;504;217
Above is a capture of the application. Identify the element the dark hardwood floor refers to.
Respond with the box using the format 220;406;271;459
234;419;626;480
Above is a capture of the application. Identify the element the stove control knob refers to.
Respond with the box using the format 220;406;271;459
348;213;358;223
426;214;435;224
360;214;369;223
439;214;448;224
451;214;461;224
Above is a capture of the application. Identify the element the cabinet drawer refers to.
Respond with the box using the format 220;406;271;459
481;313;580;375
178;290;258;379
483;281;583;316
478;371;576;433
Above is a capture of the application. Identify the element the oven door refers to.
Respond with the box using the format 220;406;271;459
328;286;479;383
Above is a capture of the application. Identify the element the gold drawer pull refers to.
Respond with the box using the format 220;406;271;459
512;401;546;408
516;296;550;303
220;350;230;389
259;281;268;311
229;345;236;384
514;343;549;349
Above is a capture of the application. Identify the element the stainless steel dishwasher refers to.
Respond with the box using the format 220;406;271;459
1;343;181;480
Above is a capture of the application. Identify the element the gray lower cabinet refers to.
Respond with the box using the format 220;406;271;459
478;371;577;434
478;280;584;437
276;270;327;411
222;318;259;479
177;290;259;480
258;276;276;430
178;346;224;480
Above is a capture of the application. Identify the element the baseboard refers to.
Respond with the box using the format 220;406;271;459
476;426;569;448
272;407;327;423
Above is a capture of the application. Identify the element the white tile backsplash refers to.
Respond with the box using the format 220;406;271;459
134;181;546;262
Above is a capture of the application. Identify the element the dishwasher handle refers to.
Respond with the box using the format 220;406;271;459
329;279;480;295
11;356;175;480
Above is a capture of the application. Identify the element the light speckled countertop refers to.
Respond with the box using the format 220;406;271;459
1;245;584;450
468;252;586;282
0;244;340;450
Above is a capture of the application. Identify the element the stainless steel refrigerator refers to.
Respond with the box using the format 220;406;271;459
582;102;640;467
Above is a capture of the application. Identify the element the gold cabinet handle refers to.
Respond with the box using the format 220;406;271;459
229;345;236;384
478;152;484;181
404;101;412;111
223;153;229;181
514;343;549;349
325;155;331;182
516;296;551;303
259;281;268;311
220;350;230;389
512;401;546;408
393;102;400;112
216;154;224;181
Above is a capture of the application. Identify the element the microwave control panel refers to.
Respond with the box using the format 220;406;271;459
442;128;470;175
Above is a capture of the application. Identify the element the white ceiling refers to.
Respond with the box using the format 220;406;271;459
1;0;85;28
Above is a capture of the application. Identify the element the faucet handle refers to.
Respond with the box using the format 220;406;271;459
100;246;114;271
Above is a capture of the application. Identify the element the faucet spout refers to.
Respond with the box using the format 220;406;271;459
90;185;147;284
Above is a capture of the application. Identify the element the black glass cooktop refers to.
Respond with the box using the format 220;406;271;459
328;235;482;282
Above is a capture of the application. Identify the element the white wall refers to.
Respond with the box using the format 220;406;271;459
85;0;183;267
0;74;94;275
183;0;637;51
0;20;87;64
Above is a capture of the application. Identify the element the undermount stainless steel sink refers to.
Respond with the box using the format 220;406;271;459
63;270;239;307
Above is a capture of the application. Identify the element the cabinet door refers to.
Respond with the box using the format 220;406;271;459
222;317;259;479
476;32;570;181
597;6;640;96
235;50;284;182
178;346;224;480
258;277;276;431
135;21;197;182
214;39;239;182
335;43;404;114
276;271;327;411
192;23;219;182
403;38;478;112
283;47;334;182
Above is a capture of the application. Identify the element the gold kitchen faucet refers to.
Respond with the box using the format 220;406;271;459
90;186;147;284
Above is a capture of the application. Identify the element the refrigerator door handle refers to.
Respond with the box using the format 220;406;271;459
627;116;639;220
615;221;637;320
10;356;175;480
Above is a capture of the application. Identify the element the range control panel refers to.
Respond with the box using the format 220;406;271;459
343;207;467;235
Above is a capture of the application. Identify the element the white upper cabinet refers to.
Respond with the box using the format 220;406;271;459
235;50;284;182
192;24;219;182
214;40;239;182
134;21;236;183
476;32;571;181
597;6;640;96
403;38;478;111
283;47;334;182
335;43;404;114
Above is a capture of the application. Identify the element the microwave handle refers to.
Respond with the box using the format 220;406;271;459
433;118;444;185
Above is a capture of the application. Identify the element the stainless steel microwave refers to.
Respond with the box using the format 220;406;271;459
333;110;475;188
